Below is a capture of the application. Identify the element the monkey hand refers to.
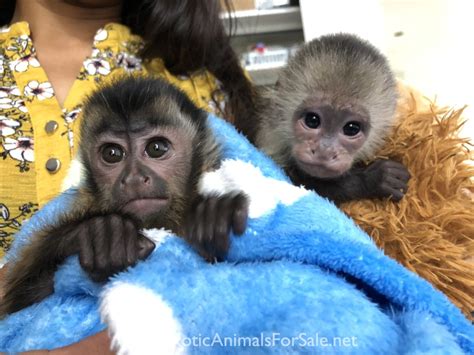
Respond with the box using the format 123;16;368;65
185;193;249;262
364;159;410;201
74;214;155;282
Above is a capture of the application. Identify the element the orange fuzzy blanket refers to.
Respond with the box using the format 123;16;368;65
341;87;474;318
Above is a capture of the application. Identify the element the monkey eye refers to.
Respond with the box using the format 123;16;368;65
343;122;361;136
101;144;125;164
146;138;170;158
303;112;321;129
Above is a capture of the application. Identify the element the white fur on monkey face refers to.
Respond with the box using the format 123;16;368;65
290;96;369;178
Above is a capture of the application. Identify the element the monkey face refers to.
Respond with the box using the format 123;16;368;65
78;77;220;229
88;126;194;227
291;104;369;179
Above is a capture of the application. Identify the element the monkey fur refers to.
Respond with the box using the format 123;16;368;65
0;77;248;316
256;33;410;204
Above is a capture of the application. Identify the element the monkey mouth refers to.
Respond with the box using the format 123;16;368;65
121;197;169;216
297;160;350;179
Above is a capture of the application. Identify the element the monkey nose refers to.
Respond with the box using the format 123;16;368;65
121;174;151;186
318;150;338;162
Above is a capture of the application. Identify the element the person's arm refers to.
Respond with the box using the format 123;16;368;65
21;331;114;355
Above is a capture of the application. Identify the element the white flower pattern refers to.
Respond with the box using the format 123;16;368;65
0;97;12;109
84;58;111;76
0;116;20;136
116;53;142;72
7;34;29;53
10;54;40;73
0;86;21;96
62;108;82;149
64;108;81;124
24;80;54;100
94;29;108;43
3;136;34;162
13;99;28;113
91;48;100;57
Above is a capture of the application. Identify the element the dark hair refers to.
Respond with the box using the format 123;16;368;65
0;0;257;140
0;0;14;26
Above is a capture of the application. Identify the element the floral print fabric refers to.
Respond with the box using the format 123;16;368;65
0;22;227;257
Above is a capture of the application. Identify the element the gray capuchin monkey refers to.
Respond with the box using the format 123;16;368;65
256;33;410;204
0;77;248;316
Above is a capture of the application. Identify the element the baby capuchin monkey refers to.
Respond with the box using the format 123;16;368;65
256;33;410;204
0;77;248;316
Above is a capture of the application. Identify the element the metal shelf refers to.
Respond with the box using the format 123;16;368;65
222;6;303;35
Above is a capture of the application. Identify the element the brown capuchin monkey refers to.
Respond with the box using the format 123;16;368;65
256;33;410;204
0;77;248;316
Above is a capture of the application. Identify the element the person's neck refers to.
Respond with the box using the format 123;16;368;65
11;0;122;46
10;0;122;107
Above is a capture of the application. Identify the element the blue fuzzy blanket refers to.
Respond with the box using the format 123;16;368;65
1;115;472;354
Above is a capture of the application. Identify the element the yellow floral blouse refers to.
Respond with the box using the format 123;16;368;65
0;22;227;257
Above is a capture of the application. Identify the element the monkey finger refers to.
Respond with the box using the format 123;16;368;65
203;196;219;243
191;199;206;244
393;168;411;182
213;217;231;251
198;239;221;262
211;231;230;260
385;176;408;193
78;223;95;274
107;215;128;273
231;193;249;236
182;210;195;245
186;197;228;260
137;233;155;260
377;160;399;171
88;270;109;283
370;159;386;169
124;219;139;266
182;212;203;254
389;189;405;201
198;231;219;261
210;197;234;259
196;247;218;263
188;230;220;261
61;223;82;256
387;188;405;202
385;166;410;182
381;159;401;167
90;216;112;279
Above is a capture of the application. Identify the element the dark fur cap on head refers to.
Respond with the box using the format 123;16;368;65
257;33;398;165
81;76;211;146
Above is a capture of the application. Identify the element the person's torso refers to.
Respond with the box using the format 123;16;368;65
0;22;227;256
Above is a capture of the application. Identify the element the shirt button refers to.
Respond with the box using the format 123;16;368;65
45;158;61;173
45;120;58;134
